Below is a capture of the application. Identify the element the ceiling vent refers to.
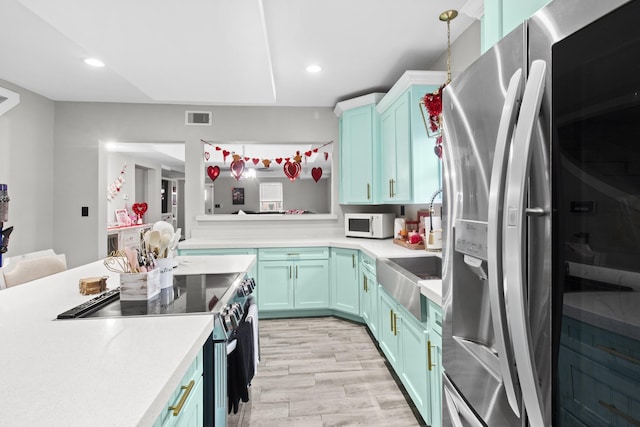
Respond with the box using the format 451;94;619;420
185;111;212;126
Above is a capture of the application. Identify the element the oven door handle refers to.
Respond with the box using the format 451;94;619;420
487;67;523;417
503;59;547;427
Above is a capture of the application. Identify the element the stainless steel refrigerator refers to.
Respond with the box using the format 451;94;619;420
441;0;640;425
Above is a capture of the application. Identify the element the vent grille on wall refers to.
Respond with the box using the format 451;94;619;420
185;111;212;126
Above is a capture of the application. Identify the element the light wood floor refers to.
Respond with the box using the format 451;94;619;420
228;316;425;427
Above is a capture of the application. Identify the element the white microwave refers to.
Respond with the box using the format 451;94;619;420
344;213;395;239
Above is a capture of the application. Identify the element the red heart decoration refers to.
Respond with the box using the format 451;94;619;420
204;151;210;160
244;156;250;162
275;158;283;164
305;151;312;157
283;161;301;182
132;202;148;216
313;148;318;153
252;158;260;165
222;150;230;162
215;146;221;151
311;167;323;182
230;159;245;180
207;165;220;181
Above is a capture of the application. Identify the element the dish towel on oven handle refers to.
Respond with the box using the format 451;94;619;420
245;301;259;374
227;320;254;414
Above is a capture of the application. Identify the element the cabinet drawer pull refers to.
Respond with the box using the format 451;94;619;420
352;254;355;268
393;312;398;336
595;344;640;365
390;179;396;198
389;179;392;198
363;275;368;292
367;183;371;200
296;265;298;279
169;379;195;417
427;340;435;371
390;310;394;332
598;400;640;426
289;266;292;279
287;253;300;257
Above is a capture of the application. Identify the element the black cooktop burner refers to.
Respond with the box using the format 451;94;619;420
58;272;244;319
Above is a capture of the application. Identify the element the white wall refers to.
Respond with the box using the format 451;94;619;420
0;80;55;259
53;103;339;267
429;20;482;78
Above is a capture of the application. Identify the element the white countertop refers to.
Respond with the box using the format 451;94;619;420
563;291;640;341
180;235;443;306
0;255;255;427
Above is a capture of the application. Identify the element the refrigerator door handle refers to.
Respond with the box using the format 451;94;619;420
503;59;547;427
487;67;523;417
443;374;485;427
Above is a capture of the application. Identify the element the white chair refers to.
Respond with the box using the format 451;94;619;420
0;250;67;289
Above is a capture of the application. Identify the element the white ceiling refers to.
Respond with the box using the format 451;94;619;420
0;0;479;107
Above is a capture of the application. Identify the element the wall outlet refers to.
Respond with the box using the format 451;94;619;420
81;206;89;217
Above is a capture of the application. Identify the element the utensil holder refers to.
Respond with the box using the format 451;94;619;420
120;269;160;301
155;257;174;289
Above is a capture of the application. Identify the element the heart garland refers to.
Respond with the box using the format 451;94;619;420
311;167;323;182
230;158;245;180
207;165;220;181
284;161;302;182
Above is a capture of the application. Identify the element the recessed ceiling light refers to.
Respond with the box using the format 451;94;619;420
306;64;322;73
84;58;105;67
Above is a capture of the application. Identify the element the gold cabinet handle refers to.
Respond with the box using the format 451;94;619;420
393;312;398;336
296;265;298;279
289;265;292;279
367;183;371;200
390;310;394;332
598;400;640;426
352;253;355;268
389;179;392;198
287;253;300;256
169;380;195;417
428;340;435;371
363;275;368;292
595;344;640;366
389;179;395;198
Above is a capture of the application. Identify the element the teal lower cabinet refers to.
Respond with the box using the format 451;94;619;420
330;248;360;316
153;349;204;427
378;286;402;369
427;300;443;427
257;260;294;310
257;247;329;314
294;259;330;308
400;311;431;424
559;316;640;426
360;253;378;340
377;285;442;426
178;248;258;279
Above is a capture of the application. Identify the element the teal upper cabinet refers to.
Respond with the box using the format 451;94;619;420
335;93;385;204
482;0;551;51
376;71;446;204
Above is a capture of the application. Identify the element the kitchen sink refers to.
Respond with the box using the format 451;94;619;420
386;256;441;280
376;256;441;321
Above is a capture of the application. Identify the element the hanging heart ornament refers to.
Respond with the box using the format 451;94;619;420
207;165;220;181
132;202;148;217
311;167;323;182
230;159;245;180
283;161;301;182
204;151;210;161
